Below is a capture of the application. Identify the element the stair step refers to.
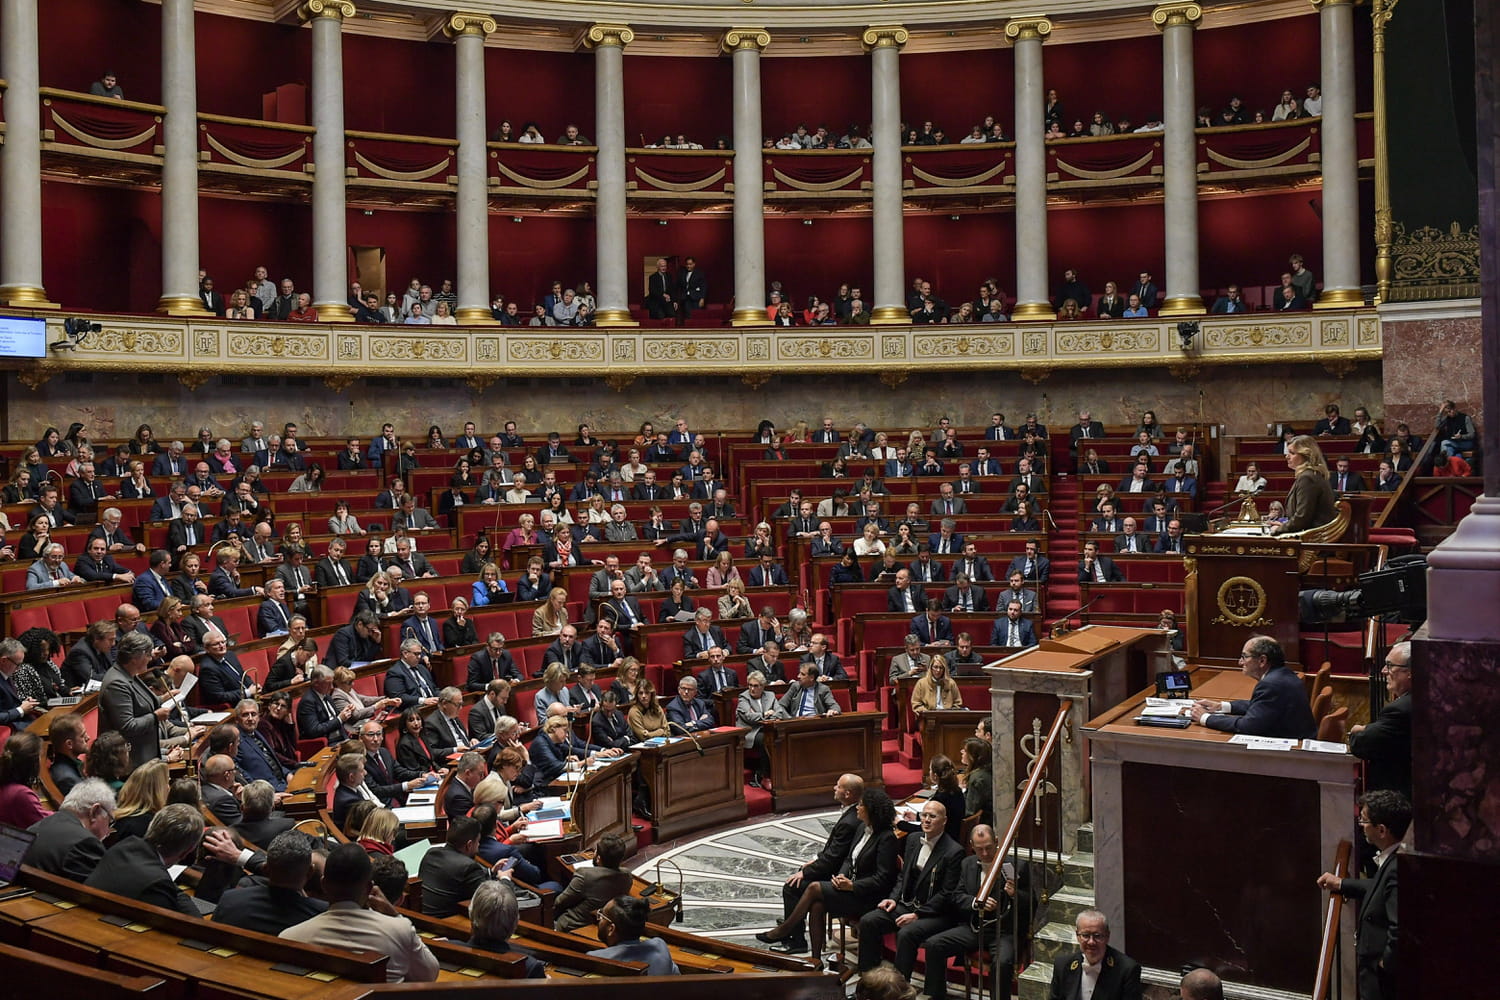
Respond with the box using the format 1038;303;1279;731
1075;823;1093;852
1029;920;1080;965
1060;852;1094;890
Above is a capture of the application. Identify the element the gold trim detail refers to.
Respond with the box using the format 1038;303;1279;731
1158;296;1205;316
0;285;58;309
1386;221;1481;301
772;167;865;192
156;296;211;317
1371;0;1399;302
861;26;910;51
1205;137;1311;171
732;308;772;326
1011;302;1057;321
1212;576;1269;627
494;161;592;189
204;134;306;170
1004;18;1053;43
721;27;771;54
445;12;498;38
48;113;157;151
353;151;451;182
634;167;725;192
584;24;635;49
910;161;1008;187
868;306;910;325
1151;2;1203;29
1054;150;1156;181
297;0;355;22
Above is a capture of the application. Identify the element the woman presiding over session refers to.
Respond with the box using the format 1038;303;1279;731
1270;435;1337;535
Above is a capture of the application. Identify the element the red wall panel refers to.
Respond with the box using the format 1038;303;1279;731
1198;190;1326;291
763;217;873;309
195;13;310;119
197;196;312;301
485;49;595;140
343;35;456;134
487;216;596;309
346;209;457;297
41;182;162;314
625;217;734;305
904;213;1015;306
623;55;733;148
40;0;161;103
1043;34;1164;133
761;56;871;143
902;48;1014;140
1195;16;1321;121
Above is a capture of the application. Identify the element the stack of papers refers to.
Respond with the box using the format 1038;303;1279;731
393;805;438;824
1227;735;1299;751
1300;739;1350;754
523;819;565;840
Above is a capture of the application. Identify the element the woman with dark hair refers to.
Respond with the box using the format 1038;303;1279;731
1136;410;1162;440
35;426;63;458
62;422;89;456
1009;500;1041;534
445;596;478;648
575;424;598;450
14;626;66;707
757;787;899;966
0;730;51;827
128;423;159;454
396;706;439;773
86;731;131;790
450;458;477;490
258;690;302;770
288;463;325;493
922;754;968;845
460;535;492;576
961;736;993;827
829;548;863;586
657;577;695;622
426;425;446;449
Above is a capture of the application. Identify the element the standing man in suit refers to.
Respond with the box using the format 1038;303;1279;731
1048;909;1142;1000
770;774;864;953
1317;790;1408;1000
676;257;706;322
1190;635;1317;738
645;257;675;319
1350;642;1413;799
856;798;964;978
98;632;165;770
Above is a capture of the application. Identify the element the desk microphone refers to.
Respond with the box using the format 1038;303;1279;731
1052;595;1100;638
666;720;705;756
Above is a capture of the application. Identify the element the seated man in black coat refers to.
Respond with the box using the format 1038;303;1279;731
664;675;717;732
465;632;522;690
417;816;490;918
85;803;236;916
213;831;328;935
23;777;114;881
328;611;383;668
1077;540;1125;583
1189;635;1317;739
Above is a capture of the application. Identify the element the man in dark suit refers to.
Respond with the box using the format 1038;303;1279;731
554;832;634;932
1005;541;1051;583
676;257;707;321
1048;909;1142;1000
327;612;381;668
422;687;472;757
442;753;487;820
942;574;990;613
23;778;113;881
737;608;784;655
645;257;675;319
1331;456;1367;493
856;798;964;977
1313;403;1352;437
356;720;431;806
466;633;522;690
330;752;380;828
130;550;174;612
990;600;1037;648
664;675;717;732
799;633;847;680
1067;409;1106;454
887;569;928;613
1190;635;1317;739
418;816;491;918
911;602;954;646
234;703;289;791
1077;541;1125;583
682;609;728;660
769;773;864;952
201;753;245;825
1153;518;1187;554
1317;790;1407;1000
385;640;441;709
73;537;134;584
85;803;215;917
61;624;115;691
1350;641;1412;798
212;831;328;935
1210;284;1249;313
297;666;353;746
953;543;994;583
200;635;258;705
695;646;740;696
233;781;298;848
747;554;790;588
315;538;356;588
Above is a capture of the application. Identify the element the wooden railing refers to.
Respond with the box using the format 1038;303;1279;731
1312;840;1353;1000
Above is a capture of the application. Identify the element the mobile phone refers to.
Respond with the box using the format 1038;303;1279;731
1002;862;1016;881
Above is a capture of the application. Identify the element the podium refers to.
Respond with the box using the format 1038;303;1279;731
765;710;884;811
1183;533;1303;667
635;728;747;840
556;753;638;848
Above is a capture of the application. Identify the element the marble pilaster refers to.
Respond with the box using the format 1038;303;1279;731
586;24;637;327
301;0;355;322
723;28;771;327
1154;3;1204;316
157;0;208;316
447;13;498;324
1006;18;1053;320
1312;0;1363;307
0;0;55;308
863;26;909;325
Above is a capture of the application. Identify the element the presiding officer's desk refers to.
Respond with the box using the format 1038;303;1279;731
1084;668;1357;998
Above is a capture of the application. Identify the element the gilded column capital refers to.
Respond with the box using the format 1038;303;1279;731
297;0;355;23
584;23;635;49
720;27;771;55
1003;18;1053;44
444;12;497;39
1151;3;1203;30
861;26;910;53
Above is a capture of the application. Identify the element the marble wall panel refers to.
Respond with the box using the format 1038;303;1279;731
1381;315;1484;433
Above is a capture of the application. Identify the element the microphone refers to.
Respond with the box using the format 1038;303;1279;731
1052;595;1100;637
666;720;705;756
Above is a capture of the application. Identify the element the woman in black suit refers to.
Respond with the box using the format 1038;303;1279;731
656;578;695;622
757;787;898;966
395;707;439;774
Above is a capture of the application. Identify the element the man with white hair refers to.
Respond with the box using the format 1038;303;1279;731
23;777;115;880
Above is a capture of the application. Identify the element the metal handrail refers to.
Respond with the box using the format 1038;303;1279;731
977;698;1072;905
1313;839;1354;1000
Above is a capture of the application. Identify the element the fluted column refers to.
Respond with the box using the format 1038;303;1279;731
1154;3;1204;315
863;25;909;325
1006;17;1053;320
446;12;497;324
300;0;354;322
585;24;636;327
0;0;54;308
157;0;208;315
723;28;771;327
1312;0;1362;307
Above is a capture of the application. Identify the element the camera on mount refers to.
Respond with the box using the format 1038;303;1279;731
1176;321;1200;350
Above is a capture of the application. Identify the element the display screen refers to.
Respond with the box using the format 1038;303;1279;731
0;316;48;358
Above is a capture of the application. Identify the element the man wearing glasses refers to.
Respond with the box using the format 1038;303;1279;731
1318;790;1409;1000
1048;908;1141;1000
1188;635;1317;739
1350;642;1413;799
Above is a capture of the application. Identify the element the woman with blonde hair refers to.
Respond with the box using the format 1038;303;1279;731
784;419;811;445
354;571;395;617
150;596;198;659
1272;435;1336;535
705;550;741;589
531;586;570;636
718;577;753;619
744;521;776;560
111;759;170;839
357;808;400;855
330;665;398;722
911;657;962;718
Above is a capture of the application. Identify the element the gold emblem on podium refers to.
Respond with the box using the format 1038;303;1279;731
1212;576;1271;627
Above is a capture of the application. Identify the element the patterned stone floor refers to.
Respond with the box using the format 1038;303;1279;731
630;810;840;949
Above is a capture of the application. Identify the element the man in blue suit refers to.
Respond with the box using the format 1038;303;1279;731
200;635;258;705
910;602;954;645
989;600;1037;648
746;553;789;588
1190;635;1317;739
385;639;441;710
233;700;289;791
1004;540;1051;583
588;896;680;975
131;550;174;612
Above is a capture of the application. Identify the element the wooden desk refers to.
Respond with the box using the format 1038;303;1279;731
634;728;747;840
550;753;637;853
1084;669;1357;996
918;708;988;777
765;711;884;811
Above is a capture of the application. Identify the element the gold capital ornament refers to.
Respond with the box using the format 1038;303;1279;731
1003;18;1053;44
1151;3;1203;30
861;26;910;52
298;0;355;23
584;24;635;49
445;12;497;39
721;28;771;54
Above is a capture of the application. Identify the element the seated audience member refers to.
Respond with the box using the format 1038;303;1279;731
465;881;546;977
990;600;1037;648
1189;635;1317;738
22;777;114;881
554;832;634;932
86;803;228;916
213;831;329;935
588;895;681;975
417;816;490;917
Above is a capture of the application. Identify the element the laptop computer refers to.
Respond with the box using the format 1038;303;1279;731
0;823;37;889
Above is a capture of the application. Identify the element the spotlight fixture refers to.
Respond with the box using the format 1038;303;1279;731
1176;320;1200;351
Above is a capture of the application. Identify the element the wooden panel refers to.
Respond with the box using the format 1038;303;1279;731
767;711;883;811
637;729;747;840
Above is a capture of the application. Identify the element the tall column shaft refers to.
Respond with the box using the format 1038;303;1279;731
1314;0;1363;307
303;1;354;321
588;24;635;327
448;14;497;323
0;0;53;307
726;29;770;326
1156;3;1204;315
864;26;909;325
1007;19;1053;320
158;0;207;315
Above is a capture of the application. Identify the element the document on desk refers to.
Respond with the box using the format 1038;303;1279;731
1140;698;1190;718
406;790;437;806
393;805;438;824
630;737;686;749
523;819;565;840
1227;735;1299;751
1300;739;1350;754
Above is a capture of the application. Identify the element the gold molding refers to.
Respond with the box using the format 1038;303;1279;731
444;12;498;39
720;27;771;54
157;295;211;318
1308;0;1355;7
1385;221;1480;301
1003;18;1053;43
1370;0;1399;303
298;0;355;23
1158;296;1206;316
1151;2;1203;29
583;23;635;49
861;26;910;52
0;285;58;309
1011;302;1057;320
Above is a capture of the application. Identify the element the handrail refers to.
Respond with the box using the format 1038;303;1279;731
38;85;166;115
975;698;1071;908
1312;839;1353;1000
1372;425;1441;531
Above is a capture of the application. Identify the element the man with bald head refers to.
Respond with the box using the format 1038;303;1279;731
201;753;244;825
771;774;864;954
856;797;963;978
1180;969;1224;1000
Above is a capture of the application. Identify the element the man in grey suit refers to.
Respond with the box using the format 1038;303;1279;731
1318;790;1408;1000
553;833;634;932
777;662;840;718
98;632;165;770
587;895;679;974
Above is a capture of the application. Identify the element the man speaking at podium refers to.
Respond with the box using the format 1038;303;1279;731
1188;636;1316;739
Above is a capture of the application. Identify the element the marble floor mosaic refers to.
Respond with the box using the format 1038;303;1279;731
630;810;841;948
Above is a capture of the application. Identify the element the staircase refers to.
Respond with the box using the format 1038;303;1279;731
1018;823;1097;1000
1045;474;1081;624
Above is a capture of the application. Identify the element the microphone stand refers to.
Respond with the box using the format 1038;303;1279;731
666;720;705;756
1052;595;1100;638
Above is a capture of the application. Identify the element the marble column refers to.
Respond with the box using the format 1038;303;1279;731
586;24;636;327
1312;0;1363;308
157;0;208;316
863;26;909;325
0;0;54;308
446;12;497;324
300;0;355;322
1154;3;1204;316
723;28;771;327
1005;18;1053;320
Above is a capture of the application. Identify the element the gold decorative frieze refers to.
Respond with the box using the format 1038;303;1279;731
1387;221;1481;302
1022;331;1049;356
882;336;907;360
861;25;910;51
777;336;875;361
297;0;355;23
643;339;739;363
1055;328;1160;354
194;330;219;357
1202;322;1312;350
476;338;501;363
227;332;327;359
369;337;466;362
914;333;1015;358
338;336;361;360
506;338;606;363
1320;320;1350;346
88;327;184;356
